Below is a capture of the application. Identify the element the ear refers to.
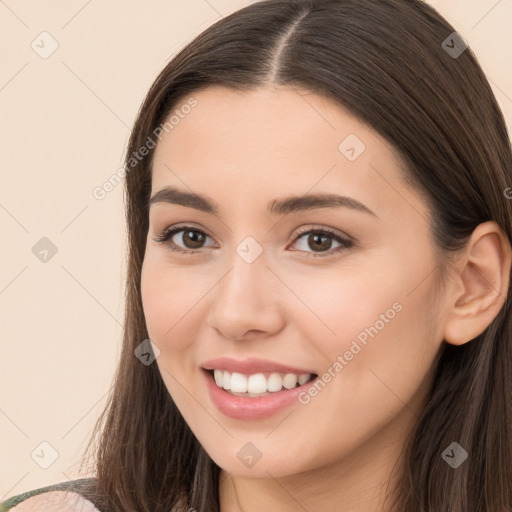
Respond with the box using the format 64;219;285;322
443;221;511;346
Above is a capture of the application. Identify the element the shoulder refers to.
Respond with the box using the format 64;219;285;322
9;491;100;511
0;479;102;512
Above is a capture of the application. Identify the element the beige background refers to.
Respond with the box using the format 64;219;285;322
1;0;511;500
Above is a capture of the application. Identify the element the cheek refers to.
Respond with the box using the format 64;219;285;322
287;251;440;365
140;258;203;413
289;258;441;410
140;256;204;347
283;266;405;358
273;269;440;469
140;254;219;418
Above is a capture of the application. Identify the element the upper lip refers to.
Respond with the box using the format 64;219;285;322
202;357;317;375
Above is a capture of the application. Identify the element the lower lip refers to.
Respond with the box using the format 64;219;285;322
202;369;317;420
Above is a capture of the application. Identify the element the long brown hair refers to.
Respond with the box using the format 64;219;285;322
81;1;512;510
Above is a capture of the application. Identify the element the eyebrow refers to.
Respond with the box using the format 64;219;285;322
148;186;378;218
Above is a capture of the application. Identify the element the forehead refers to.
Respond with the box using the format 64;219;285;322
150;85;427;223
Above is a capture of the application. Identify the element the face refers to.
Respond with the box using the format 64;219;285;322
141;85;446;479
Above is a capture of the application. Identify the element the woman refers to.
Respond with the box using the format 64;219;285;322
2;0;511;510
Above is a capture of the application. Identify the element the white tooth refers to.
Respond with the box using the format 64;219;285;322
230;372;248;393
214;369;224;386
267;372;284;392
214;370;310;394
222;370;231;390
247;373;267;394
298;373;311;386
283;373;298;389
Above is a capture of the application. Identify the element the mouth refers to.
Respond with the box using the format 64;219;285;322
202;367;319;420
203;368;318;397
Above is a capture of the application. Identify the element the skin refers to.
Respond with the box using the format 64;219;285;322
140;85;511;512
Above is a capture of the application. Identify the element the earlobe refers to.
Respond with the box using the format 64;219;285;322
442;221;512;346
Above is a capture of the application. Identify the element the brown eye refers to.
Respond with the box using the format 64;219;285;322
290;227;353;258
305;232;333;252
153;226;213;253
178;229;206;249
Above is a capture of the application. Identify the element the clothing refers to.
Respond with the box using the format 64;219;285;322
0;478;104;511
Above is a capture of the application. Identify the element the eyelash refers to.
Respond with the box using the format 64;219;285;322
152;224;353;258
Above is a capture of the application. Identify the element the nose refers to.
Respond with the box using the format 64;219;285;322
205;247;285;341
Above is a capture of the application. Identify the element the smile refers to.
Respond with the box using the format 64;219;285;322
212;369;315;396
202;369;319;420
